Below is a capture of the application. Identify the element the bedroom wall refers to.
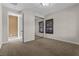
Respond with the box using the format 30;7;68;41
2;6;8;43
1;6;35;43
0;4;2;48
44;4;79;45
2;6;22;43
23;10;35;42
1;4;44;43
23;8;45;42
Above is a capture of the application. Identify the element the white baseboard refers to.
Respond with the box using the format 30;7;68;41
0;44;2;48
44;37;79;45
53;38;79;45
58;39;79;45
24;39;34;43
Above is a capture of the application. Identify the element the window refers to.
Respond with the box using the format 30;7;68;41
46;19;53;34
39;21;44;33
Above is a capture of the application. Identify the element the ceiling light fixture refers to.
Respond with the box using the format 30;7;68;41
41;3;49;7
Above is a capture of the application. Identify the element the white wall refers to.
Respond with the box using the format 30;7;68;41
2;6;8;43
8;12;22;40
2;4;79;45
22;8;45;42
2;6;22;43
0;4;2;48
35;17;44;37
19;15;23;39
1;5;44;43
23;10;35;42
44;4;79;45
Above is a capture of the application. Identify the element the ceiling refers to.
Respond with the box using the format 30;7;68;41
2;3;77;16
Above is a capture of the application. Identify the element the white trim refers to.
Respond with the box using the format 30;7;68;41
0;45;2;48
18;15;20;38
8;12;20;16
24;39;34;43
8;12;20;39
52;38;79;45
17;15;20;39
0;44;2;48
56;39;79;45
43;37;79;45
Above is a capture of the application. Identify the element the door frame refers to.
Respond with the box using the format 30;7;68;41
7;12;22;41
9;15;18;37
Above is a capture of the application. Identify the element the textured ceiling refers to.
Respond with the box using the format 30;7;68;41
2;3;77;16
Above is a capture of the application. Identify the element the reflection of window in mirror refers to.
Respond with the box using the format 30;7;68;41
39;21;44;33
46;19;53;34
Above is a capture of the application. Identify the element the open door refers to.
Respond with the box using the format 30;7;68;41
9;15;18;37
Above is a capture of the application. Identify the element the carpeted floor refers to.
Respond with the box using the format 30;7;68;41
0;37;79;56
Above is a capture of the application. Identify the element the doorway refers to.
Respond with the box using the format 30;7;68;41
8;12;23;42
9;15;18;37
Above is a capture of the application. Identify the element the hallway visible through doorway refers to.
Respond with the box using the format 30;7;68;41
9;15;18;37
8;12;23;42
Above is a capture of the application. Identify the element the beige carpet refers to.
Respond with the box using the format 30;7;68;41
0;37;79;56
